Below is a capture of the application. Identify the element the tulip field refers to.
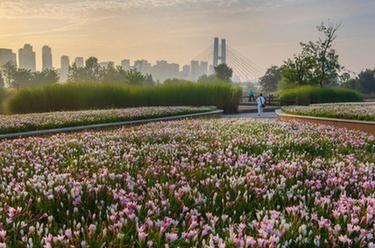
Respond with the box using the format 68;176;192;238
0;118;374;247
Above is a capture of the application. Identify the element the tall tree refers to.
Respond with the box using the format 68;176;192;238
357;69;375;94
69;57;103;83
279;21;342;89
300;22;342;87
1;62;17;87
126;69;146;85
32;69;59;85
214;64;233;82
259;65;281;93
279;53;318;89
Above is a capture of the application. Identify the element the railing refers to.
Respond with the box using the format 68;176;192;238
240;94;281;106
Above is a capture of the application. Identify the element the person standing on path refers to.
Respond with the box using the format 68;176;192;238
256;93;266;116
247;88;255;102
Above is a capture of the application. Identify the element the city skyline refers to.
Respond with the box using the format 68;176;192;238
0;42;216;82
0;0;374;76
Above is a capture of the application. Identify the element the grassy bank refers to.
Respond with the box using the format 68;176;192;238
279;86;363;105
4;82;241;114
0;106;217;134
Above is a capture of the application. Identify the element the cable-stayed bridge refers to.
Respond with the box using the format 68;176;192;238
192;37;264;83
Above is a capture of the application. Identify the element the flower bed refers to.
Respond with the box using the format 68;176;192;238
0;106;216;134
0;119;374;246
282;103;375;121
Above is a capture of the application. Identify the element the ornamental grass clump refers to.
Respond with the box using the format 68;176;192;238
4;82;241;114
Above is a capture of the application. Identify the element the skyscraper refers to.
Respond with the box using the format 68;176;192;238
213;37;219;67
42;45;53;70
134;60;151;74
0;48;17;67
190;60;200;80
60;55;70;82
181;65;190;80
199;61;208;76
74;57;84;68
121;59;130;71
18;44;36;71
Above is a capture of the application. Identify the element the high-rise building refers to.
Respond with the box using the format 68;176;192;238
190;60;200;81
18;44;36;72
60;55;70;82
0;48;17;67
134;60;151;74
74;57;84;68
42;45;53;70
208;65;215;75
199;61;208;76
180;65;190;80
121;59;130;71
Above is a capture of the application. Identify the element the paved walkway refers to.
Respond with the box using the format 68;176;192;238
223;111;278;119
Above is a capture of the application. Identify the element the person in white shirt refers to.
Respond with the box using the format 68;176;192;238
256;93;266;116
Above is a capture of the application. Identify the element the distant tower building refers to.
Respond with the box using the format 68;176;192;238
134;60;151;74
74;57;84;68
42;45;53;70
190;60;200;81
181;65;190;80
0;48;17;66
60;55;70;82
18;44;36;71
208;65;215;75
199;61;208;76
213;38;227;66
121;59;130;71
213;37;219;67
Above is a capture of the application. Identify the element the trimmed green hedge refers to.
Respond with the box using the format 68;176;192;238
278;86;363;105
4;82;241;114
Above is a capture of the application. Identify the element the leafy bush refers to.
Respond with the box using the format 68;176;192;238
5;82;241;114
278;86;363;105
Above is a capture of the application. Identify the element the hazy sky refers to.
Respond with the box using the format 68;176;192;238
0;0;374;76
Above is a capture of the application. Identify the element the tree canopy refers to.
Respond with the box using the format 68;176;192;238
69;57;154;85
342;69;375;95
1;62;59;88
278;22;342;89
259;65;281;93
214;64;233;82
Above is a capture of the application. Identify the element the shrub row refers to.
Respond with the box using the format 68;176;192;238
278;86;363;105
4;82;242;114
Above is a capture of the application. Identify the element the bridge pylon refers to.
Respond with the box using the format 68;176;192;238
213;37;227;66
